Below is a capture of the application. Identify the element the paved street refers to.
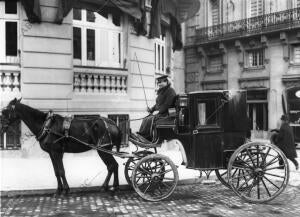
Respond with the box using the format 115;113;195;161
1;182;300;217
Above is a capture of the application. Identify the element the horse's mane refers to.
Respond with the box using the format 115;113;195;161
16;102;47;120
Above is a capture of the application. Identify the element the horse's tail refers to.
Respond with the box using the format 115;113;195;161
115;128;122;153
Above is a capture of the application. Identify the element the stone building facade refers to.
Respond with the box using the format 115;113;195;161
185;0;300;140
0;1;185;155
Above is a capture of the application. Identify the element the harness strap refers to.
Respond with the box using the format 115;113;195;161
36;110;54;141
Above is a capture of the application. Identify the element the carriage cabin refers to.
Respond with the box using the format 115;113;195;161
174;90;248;169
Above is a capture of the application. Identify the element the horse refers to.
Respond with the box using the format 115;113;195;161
0;98;122;195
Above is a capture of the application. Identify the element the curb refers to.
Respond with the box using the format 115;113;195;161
0;178;204;198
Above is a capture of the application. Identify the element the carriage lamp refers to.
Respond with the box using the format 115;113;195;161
295;90;300;98
178;96;188;107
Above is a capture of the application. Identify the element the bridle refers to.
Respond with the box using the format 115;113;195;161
0;104;18;134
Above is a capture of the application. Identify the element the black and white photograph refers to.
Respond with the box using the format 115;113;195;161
0;0;300;216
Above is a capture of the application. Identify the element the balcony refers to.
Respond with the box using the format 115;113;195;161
73;66;128;94
195;7;300;45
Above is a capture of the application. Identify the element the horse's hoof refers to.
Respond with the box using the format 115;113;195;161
99;186;109;192
63;188;70;195
108;186;119;192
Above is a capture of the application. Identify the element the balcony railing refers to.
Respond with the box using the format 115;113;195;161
196;7;300;44
73;68;127;94
0;71;21;92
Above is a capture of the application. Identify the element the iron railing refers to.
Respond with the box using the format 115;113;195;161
196;7;300;44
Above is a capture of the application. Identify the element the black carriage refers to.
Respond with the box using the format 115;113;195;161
126;90;290;203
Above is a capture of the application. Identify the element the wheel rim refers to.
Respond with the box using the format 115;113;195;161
228;142;289;203
215;169;232;189
124;151;153;186
132;154;178;201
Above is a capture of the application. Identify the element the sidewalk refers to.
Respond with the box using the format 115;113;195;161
1;140;300;196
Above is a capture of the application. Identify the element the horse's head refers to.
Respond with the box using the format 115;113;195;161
0;98;22;134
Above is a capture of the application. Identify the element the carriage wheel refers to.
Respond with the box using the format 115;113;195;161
215;169;231;188
216;152;249;189
228;142;289;203
124;150;154;186
132;154;178;201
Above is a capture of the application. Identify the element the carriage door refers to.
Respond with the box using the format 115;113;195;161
190;93;223;169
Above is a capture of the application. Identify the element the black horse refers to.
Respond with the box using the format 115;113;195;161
0;98;122;195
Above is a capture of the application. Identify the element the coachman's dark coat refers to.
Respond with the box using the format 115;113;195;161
139;84;176;139
277;122;297;159
150;84;176;116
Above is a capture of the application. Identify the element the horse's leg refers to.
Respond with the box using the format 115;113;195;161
55;152;70;195
97;150;119;191
49;152;63;195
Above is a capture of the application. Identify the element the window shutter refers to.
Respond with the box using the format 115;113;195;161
211;0;219;25
110;31;121;65
100;29;109;65
250;0;263;17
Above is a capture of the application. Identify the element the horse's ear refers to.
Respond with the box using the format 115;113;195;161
17;98;22;102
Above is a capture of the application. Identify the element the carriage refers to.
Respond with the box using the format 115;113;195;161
124;90;290;203
0;90;290;204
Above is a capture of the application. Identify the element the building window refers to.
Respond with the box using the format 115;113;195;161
210;0;220;26
247;90;268;134
107;114;129;147
0;1;19;64
154;35;166;74
73;9;123;67
0;118;21;150
247;49;264;67
292;44;300;64
207;55;222;72
249;0;264;17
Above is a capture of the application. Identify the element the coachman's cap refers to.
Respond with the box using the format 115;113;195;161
156;75;169;81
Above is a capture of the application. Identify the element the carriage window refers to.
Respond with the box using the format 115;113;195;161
197;99;219;127
0;117;21;150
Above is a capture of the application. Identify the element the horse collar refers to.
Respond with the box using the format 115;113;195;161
36;111;54;141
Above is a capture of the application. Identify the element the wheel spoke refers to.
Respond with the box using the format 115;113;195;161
262;176;280;189
261;178;271;197
264;166;285;171
246;149;256;166
143;181;153;193
232;172;251;180
138;166;152;175
264;172;285;179
237;176;254;191
232;165;252;171
245;178;255;196
137;179;151;188
159;168;173;176
264;155;280;168
257;176;260;199
260;147;271;167
157;161;167;173
236;156;253;169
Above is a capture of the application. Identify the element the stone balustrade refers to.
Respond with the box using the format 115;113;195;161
74;70;127;94
0;71;21;92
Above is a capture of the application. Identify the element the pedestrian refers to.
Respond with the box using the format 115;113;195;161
138;75;176;140
277;114;298;170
